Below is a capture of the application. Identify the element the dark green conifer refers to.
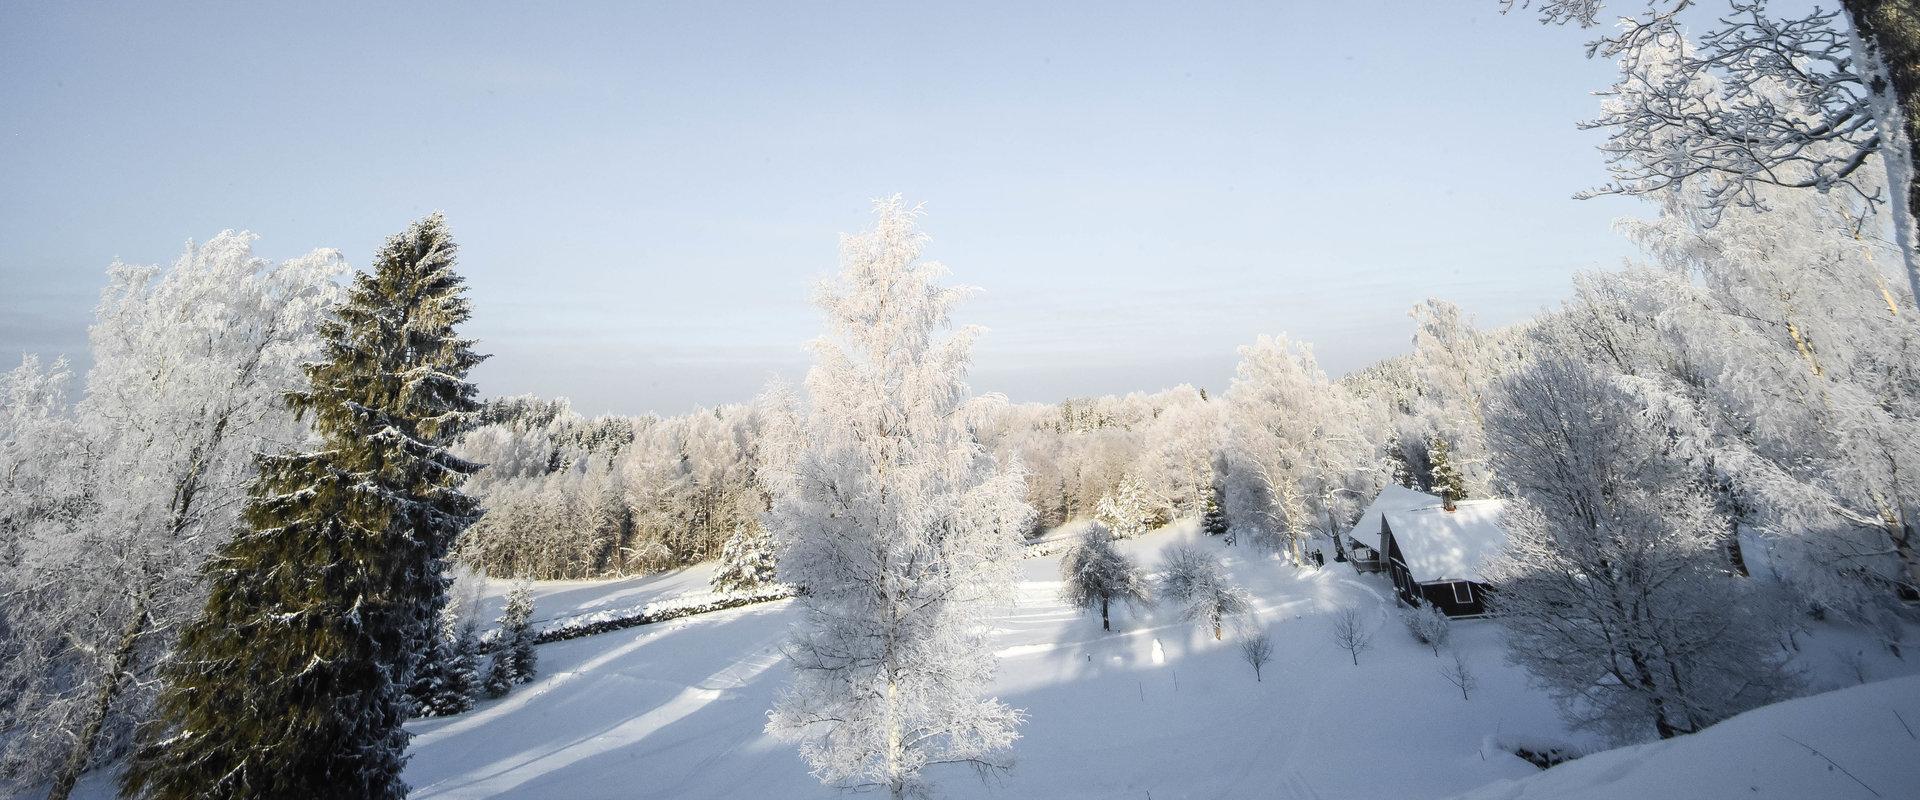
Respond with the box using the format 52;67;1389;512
482;585;537;698
1429;435;1467;503
1201;480;1229;536
122;214;485;800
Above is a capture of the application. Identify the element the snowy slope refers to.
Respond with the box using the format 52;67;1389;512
1451;675;1920;800
400;524;1579;799
49;523;1916;800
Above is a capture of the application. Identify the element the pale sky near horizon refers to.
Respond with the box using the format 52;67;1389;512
1;1;1648;417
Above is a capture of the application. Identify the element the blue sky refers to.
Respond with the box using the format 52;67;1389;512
0;1;1642;416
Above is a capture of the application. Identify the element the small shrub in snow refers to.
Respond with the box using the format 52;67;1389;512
1329;607;1374;666
1438;648;1477;700
1158;545;1252;640
1483;735;1581;770
485;583;538;698
1240;632;1275;682
1401;603;1451;656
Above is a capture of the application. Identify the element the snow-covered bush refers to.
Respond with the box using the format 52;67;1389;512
530;584;799;644
1401;603;1452;656
1157;545;1252;640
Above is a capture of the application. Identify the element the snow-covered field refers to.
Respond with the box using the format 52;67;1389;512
392;523;1904;800
406;523;1574;799
52;523;1919;800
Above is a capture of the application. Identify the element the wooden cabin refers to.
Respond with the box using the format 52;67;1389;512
1378;498;1509;618
1343;485;1444;575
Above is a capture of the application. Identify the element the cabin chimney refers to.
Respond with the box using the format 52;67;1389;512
1441;487;1456;512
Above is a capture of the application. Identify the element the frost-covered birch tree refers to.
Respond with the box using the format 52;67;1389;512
1626;182;1920;630
1504;0;1920;306
1483;353;1793;743
765;198;1032;800
1534;170;1920;643
1224;334;1384;564
0;234;343;799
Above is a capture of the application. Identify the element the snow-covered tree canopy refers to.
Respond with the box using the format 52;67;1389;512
0;233;344;799
1224;334;1385;563
1504;0;1920;324
765;197;1032;800
1059;522;1151;631
122;214;486;800
1484;352;1794;743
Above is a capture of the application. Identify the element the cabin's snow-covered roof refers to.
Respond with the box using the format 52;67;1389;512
1347;485;1443;551
1383;499;1509;583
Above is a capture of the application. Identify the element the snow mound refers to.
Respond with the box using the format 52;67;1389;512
1451;675;1920;800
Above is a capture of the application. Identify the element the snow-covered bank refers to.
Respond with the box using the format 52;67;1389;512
1453;674;1920;800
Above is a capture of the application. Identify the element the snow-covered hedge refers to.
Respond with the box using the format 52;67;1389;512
530;584;799;644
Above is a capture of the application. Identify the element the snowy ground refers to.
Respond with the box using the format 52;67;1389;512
395;524;1589;799
1451;673;1920;800
51;522;1919;800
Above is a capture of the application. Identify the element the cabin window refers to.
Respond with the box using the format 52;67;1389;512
1452;582;1473;604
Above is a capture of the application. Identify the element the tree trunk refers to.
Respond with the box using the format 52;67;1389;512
49;416;226;800
1324;507;1349;563
47;593;150;800
1100;594;1110;631
1888;516;1920;607
1843;0;1920;305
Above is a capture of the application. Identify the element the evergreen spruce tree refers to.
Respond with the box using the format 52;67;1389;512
120;214;484;800
499;583;537;682
1388;437;1418;489
486;582;538;697
482;651;516;700
709;523;777;593
1429;436;1467;503
408;606;481;717
1202;479;1230;537
434;612;482;716
404;619;456;716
